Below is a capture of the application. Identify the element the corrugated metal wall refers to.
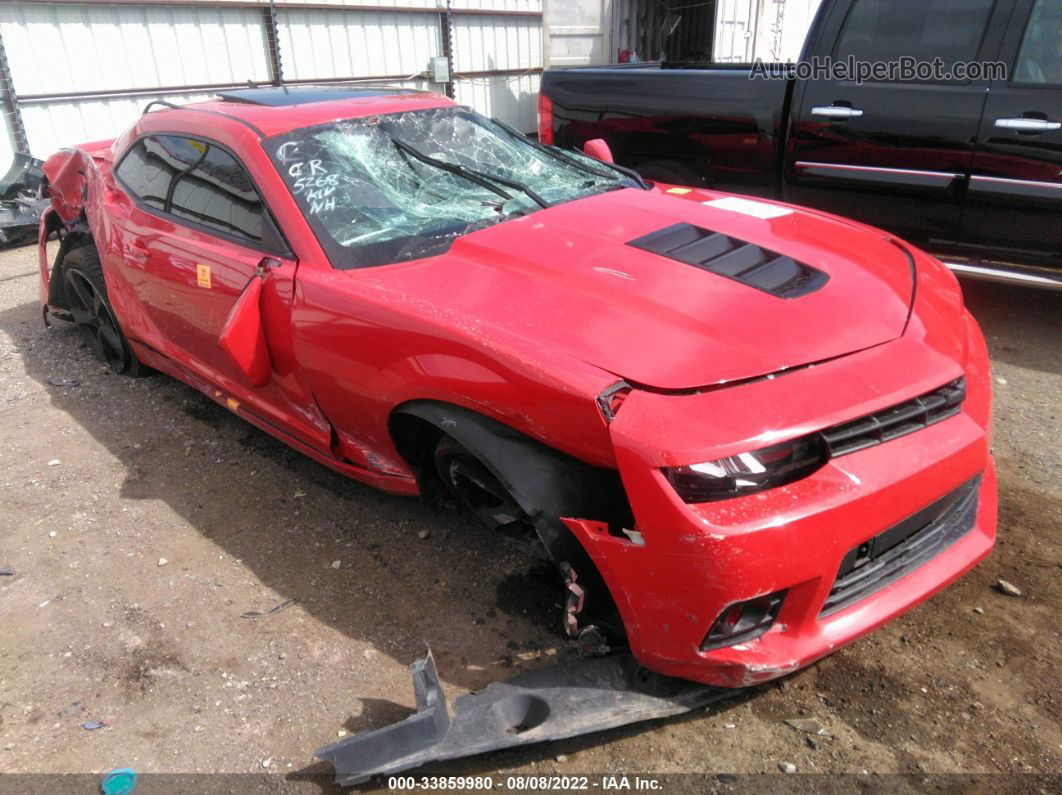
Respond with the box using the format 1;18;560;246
276;7;439;81
452;11;541;130
0;0;544;164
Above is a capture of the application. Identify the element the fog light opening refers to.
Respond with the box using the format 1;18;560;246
700;589;787;652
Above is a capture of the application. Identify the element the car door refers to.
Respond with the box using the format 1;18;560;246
785;0;1007;249
959;0;1062;277
109;134;331;451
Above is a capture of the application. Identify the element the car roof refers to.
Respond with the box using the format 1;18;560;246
147;85;456;139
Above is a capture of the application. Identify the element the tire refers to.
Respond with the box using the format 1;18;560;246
432;432;625;642
62;245;148;377
433;434;539;545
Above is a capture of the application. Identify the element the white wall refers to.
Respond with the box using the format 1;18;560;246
0;0;544;164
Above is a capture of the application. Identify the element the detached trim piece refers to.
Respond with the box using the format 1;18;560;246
317;650;731;785
628;223;829;299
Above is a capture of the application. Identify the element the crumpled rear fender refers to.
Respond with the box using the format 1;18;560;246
39;142;124;321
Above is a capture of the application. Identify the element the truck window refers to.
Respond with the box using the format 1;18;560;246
1014;0;1062;84
833;0;996;79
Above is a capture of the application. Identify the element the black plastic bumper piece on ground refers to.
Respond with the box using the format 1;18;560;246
316;650;732;786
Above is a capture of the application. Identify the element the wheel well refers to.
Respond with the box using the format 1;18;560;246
389;400;633;632
389;401;634;551
389;411;446;502
46;229;93;311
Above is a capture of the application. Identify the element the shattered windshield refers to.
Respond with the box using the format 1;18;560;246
266;106;637;269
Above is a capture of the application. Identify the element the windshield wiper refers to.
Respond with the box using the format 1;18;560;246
491;118;650;190
468;168;550;209
391;138;514;205
390;137;549;209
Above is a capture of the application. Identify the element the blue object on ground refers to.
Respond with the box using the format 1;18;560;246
101;767;137;795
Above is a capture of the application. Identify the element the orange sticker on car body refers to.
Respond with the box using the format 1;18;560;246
196;264;212;288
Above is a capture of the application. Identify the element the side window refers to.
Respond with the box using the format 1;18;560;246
1013;0;1062;85
116;135;266;246
114;138;176;210
833;0;996;80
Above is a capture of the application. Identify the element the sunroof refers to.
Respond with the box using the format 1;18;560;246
217;86;423;107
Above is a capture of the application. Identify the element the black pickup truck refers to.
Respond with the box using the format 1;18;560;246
539;0;1062;289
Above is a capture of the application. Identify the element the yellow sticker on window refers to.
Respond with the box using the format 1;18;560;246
196;264;211;289
189;139;206;155
666;187;692;195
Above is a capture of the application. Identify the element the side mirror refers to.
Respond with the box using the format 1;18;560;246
581;138;614;164
219;272;273;387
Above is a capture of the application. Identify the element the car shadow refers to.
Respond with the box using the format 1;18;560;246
0;299;578;691
0;297;755;783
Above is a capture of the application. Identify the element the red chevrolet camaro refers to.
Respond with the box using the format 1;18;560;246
38;86;995;688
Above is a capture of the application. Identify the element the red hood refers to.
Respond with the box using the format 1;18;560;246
363;188;914;391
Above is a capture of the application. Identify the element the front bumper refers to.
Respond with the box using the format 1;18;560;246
565;300;995;688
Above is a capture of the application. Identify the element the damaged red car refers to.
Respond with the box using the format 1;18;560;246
38;86;996;689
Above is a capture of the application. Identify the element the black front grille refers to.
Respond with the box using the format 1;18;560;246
821;476;981;616
627;223;829;298
821;378;966;457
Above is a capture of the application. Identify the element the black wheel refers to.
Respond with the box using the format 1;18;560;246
62;245;147;377
432;432;626;646
433;435;538;544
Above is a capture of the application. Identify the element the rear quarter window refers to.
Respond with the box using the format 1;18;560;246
114;137;175;210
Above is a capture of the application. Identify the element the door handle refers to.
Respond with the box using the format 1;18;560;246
812;105;864;120
994;117;1061;132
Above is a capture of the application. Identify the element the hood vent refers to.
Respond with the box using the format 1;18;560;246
628;223;829;298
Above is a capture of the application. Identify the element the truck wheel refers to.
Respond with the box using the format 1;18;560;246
62;245;147;377
433;434;538;544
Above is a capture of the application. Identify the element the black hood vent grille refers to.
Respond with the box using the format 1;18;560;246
628;223;829;298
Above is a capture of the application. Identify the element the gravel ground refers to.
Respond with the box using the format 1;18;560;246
0;242;1058;792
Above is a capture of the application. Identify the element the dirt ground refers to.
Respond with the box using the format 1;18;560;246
0;241;1058;792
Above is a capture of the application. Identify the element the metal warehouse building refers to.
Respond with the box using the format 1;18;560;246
0;0;821;168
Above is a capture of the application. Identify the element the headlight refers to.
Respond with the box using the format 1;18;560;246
662;436;827;504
